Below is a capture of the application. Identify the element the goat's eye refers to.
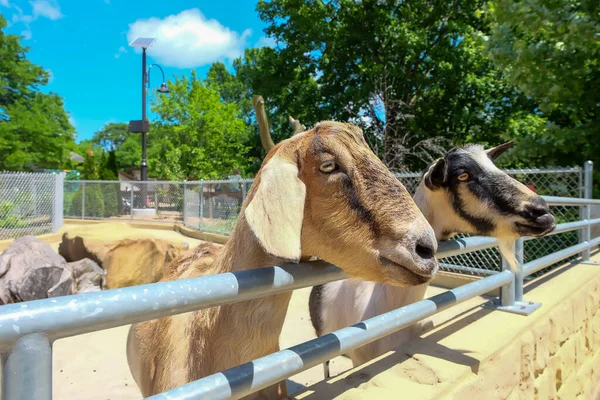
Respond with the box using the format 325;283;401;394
458;173;470;181
319;161;337;173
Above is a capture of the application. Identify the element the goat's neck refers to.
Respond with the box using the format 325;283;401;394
213;214;281;273
191;215;294;380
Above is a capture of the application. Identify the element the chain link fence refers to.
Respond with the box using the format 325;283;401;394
65;166;583;276
0;172;64;240
64;181;185;223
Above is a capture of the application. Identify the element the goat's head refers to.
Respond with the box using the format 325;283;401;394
243;121;438;286
421;142;556;240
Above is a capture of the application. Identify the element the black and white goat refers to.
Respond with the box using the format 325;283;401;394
309;142;556;376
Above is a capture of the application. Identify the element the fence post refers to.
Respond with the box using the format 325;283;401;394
183;181;188;226
200;180;204;231
2;333;52;400
130;184;134;221
582;161;594;261
51;173;64;233
81;181;86;220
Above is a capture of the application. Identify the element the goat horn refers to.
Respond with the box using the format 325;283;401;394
252;94;275;152
289;115;306;135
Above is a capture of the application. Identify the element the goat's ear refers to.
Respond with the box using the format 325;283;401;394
486;141;514;161
424;157;447;189
245;155;306;262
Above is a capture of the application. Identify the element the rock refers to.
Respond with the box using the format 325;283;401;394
47;269;73;298
0;236;68;304
103;238;184;289
65;258;105;293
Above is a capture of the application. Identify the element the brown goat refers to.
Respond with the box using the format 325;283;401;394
126;121;439;399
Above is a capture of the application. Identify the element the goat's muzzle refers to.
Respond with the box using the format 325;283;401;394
516;196;556;237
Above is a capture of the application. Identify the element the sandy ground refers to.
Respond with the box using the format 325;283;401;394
16;222;475;399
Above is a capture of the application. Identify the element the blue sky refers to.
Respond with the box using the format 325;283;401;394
1;0;273;142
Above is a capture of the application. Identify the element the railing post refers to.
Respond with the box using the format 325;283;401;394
487;239;540;315
514;238;524;302
500;244;515;308
582;161;593;261
2;333;52;400
52;172;64;233
81;181;86;220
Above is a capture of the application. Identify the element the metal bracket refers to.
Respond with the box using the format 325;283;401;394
482;298;542;316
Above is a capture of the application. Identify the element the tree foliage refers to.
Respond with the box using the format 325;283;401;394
254;0;541;171
0;15;76;171
486;0;600;188
149;71;252;180
91;122;130;151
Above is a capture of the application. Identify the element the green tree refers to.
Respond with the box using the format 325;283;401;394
0;15;76;170
485;0;600;189
149;71;252;180
116;133;142;170
254;0;542;171
91;122;130;151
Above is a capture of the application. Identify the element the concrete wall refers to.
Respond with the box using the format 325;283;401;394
296;254;600;400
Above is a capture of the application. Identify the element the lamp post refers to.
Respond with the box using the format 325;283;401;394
128;37;169;208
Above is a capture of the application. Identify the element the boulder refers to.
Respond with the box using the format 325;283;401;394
0;236;67;304
65;258;105;293
47;269;73;298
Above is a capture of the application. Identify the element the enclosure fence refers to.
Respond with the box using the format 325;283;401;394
65;165;584;277
0;172;64;241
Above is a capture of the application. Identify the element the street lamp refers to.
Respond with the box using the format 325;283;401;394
128;37;170;184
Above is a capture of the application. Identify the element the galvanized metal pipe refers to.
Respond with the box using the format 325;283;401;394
2;333;52;400
523;236;600;277
523;218;600;241
436;236;498;259
0;261;347;353
439;263;498;276
514;238;524;302
146;270;514;400
543;195;600;206
500;241;516;307
582;161;594;260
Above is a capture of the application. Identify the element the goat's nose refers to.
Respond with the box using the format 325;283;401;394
415;238;436;260
408;228;438;276
526;196;551;219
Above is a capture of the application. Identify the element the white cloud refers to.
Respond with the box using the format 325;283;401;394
8;0;62;35
30;0;62;20
255;36;276;49
114;45;127;58
126;9;251;68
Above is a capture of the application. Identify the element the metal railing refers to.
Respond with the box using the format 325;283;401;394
1;162;597;399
